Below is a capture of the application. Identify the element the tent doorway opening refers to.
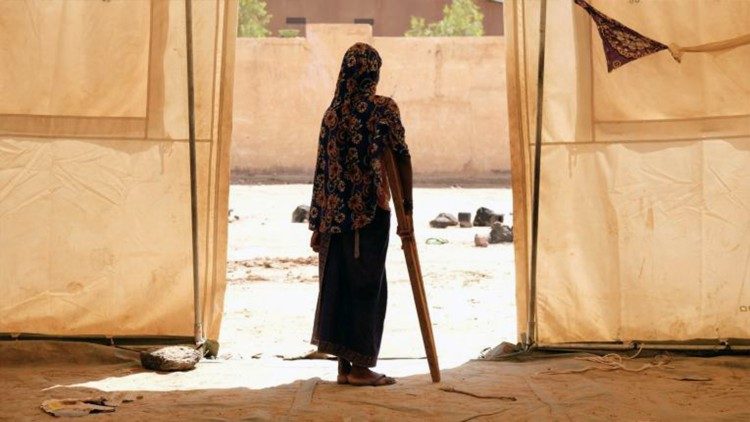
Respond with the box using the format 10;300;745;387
218;183;517;371
219;23;517;373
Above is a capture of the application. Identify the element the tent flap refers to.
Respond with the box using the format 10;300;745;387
0;0;238;341
506;0;750;344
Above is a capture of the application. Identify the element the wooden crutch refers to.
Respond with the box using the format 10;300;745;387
383;150;441;383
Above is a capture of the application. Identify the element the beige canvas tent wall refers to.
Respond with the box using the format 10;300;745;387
0;0;238;343
506;0;750;347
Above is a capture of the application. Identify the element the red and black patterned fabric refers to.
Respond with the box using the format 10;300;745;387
309;43;410;234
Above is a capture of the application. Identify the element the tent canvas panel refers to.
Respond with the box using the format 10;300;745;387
506;0;750;344
0;1;150;117
535;139;750;342
0;0;237;341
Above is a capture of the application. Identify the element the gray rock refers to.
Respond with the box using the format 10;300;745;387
473;207;503;227
489;222;513;244
479;342;519;359
429;213;458;228
140;346;201;371
458;212;472;228
292;205;310;223
474;234;489;247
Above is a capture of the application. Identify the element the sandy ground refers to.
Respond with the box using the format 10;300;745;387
2;341;749;421
221;184;517;369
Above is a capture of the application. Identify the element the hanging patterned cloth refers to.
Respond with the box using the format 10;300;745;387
574;0;667;72
575;0;750;72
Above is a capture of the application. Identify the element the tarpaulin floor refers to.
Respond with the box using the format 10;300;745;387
1;341;749;420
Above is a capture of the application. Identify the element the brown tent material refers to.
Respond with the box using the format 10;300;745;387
506;0;750;348
0;0;238;344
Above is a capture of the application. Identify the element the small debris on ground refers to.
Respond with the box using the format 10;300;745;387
458;212;472;228
290;378;321;411
425;237;449;245
41;394;141;417
473;207;503;227
439;386;516;401
489;222;513;244
278;349;334;361
228;208;240;223
670;374;712;382
245;256;317;269
474;234;489;247
429;213;459;228
292;205;310;223
479;342;519;359
140;346;201;371
41;397;114;417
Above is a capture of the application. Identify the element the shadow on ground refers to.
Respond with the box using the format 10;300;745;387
2;341;749;420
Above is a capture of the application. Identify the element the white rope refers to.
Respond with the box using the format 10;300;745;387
537;346;673;376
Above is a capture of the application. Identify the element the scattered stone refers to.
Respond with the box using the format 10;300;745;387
41;397;115;417
479;342;520;359
429;213;458;228
292;205;310;223
458;212;472;228
140;345;201;371
489;222;513;244
474;234;489;247
473;207;503;226
204;339;220;358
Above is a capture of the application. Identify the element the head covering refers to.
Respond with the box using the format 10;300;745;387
332;43;382;102
309;43;409;234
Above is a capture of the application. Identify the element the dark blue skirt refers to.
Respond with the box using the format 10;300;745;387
311;207;390;367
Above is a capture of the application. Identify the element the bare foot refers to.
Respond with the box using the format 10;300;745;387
337;358;351;384
347;366;396;387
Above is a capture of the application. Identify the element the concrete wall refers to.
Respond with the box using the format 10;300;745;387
265;0;504;37
231;24;509;178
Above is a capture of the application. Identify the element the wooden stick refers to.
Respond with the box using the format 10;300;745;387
527;0;548;350
184;0;204;346
383;150;441;383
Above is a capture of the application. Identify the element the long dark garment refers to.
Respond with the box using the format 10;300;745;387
311;207;390;367
308;43;408;368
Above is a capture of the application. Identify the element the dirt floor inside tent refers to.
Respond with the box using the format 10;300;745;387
2;341;750;420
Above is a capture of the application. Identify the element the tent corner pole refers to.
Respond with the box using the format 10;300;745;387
526;0;547;351
185;0;204;348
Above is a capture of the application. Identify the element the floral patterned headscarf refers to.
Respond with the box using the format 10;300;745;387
309;43;410;234
332;43;382;103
